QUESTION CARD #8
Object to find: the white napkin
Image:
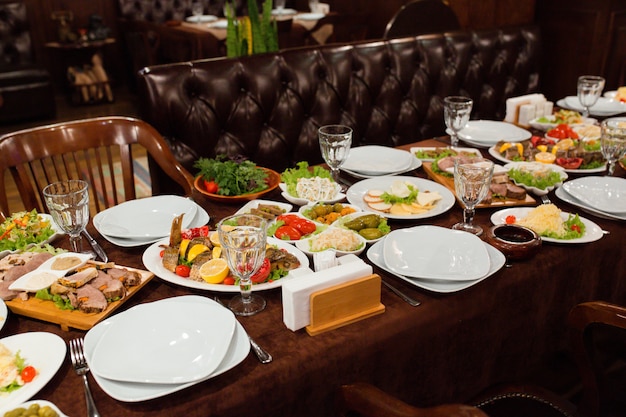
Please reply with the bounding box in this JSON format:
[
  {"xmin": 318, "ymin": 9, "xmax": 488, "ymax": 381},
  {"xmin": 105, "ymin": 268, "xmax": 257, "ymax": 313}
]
[
  {"xmin": 282, "ymin": 255, "xmax": 373, "ymax": 331},
  {"xmin": 504, "ymin": 93, "xmax": 547, "ymax": 125}
]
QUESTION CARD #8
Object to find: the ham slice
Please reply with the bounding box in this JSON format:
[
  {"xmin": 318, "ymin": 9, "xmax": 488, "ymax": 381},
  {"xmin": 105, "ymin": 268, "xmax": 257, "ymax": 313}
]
[{"xmin": 76, "ymin": 284, "xmax": 108, "ymax": 313}]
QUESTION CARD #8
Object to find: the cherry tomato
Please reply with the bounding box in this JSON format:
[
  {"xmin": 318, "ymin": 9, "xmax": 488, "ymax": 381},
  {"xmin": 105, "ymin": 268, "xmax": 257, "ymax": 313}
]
[
  {"xmin": 250, "ymin": 258, "xmax": 271, "ymax": 284},
  {"xmin": 159, "ymin": 249, "xmax": 165, "ymax": 258},
  {"xmin": 203, "ymin": 179, "xmax": 219, "ymax": 194},
  {"xmin": 20, "ymin": 366, "xmax": 36, "ymax": 383},
  {"xmin": 555, "ymin": 157, "xmax": 583, "ymax": 169},
  {"xmin": 531, "ymin": 135, "xmax": 555, "ymax": 147},
  {"xmin": 291, "ymin": 218, "xmax": 317, "ymax": 235},
  {"xmin": 505, "ymin": 215, "xmax": 517, "ymax": 225},
  {"xmin": 275, "ymin": 225, "xmax": 301, "ymax": 240},
  {"xmin": 223, "ymin": 276, "xmax": 235, "ymax": 285},
  {"xmin": 570, "ymin": 224, "xmax": 581, "ymax": 233},
  {"xmin": 546, "ymin": 124, "xmax": 579, "ymax": 140},
  {"xmin": 276, "ymin": 214, "xmax": 302, "ymax": 226},
  {"xmin": 181, "ymin": 225, "xmax": 210, "ymax": 240},
  {"xmin": 175, "ymin": 264, "xmax": 191, "ymax": 277}
]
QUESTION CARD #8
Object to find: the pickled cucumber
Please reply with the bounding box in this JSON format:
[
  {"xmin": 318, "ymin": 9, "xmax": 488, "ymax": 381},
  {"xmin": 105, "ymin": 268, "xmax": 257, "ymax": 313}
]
[
  {"xmin": 343, "ymin": 219, "xmax": 365, "ymax": 231},
  {"xmin": 359, "ymin": 228, "xmax": 383, "ymax": 240}
]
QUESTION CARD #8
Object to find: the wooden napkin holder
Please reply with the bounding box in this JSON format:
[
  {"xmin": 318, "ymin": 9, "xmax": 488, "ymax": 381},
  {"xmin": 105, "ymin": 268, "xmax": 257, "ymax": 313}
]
[{"xmin": 306, "ymin": 274, "xmax": 385, "ymax": 336}]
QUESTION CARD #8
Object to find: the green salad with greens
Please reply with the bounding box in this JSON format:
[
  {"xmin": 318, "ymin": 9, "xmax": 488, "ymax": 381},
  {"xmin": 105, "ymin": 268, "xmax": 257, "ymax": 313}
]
[
  {"xmin": 280, "ymin": 162, "xmax": 332, "ymax": 196},
  {"xmin": 194, "ymin": 155, "xmax": 268, "ymax": 196},
  {"xmin": 508, "ymin": 168, "xmax": 563, "ymax": 190},
  {"xmin": 0, "ymin": 209, "xmax": 55, "ymax": 252}
]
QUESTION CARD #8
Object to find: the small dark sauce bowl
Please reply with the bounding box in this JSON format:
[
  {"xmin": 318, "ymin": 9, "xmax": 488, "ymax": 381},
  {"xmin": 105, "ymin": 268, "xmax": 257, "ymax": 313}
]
[{"xmin": 485, "ymin": 224, "xmax": 542, "ymax": 261}]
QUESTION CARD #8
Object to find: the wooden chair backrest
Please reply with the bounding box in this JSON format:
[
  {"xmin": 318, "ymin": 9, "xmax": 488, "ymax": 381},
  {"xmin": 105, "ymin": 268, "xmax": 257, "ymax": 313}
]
[{"xmin": 0, "ymin": 116, "xmax": 195, "ymax": 219}]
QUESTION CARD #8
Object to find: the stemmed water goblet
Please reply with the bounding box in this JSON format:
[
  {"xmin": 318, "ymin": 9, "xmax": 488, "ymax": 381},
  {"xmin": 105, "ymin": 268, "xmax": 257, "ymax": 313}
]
[
  {"xmin": 318, "ymin": 124, "xmax": 352, "ymax": 192},
  {"xmin": 191, "ymin": 1, "xmax": 204, "ymax": 22},
  {"xmin": 309, "ymin": 0, "xmax": 319, "ymax": 12},
  {"xmin": 43, "ymin": 179, "xmax": 90, "ymax": 253},
  {"xmin": 600, "ymin": 118, "xmax": 626, "ymax": 176},
  {"xmin": 452, "ymin": 158, "xmax": 494, "ymax": 236},
  {"xmin": 444, "ymin": 96, "xmax": 473, "ymax": 147},
  {"xmin": 275, "ymin": 0, "xmax": 286, "ymax": 14},
  {"xmin": 577, "ymin": 75, "xmax": 605, "ymax": 118},
  {"xmin": 217, "ymin": 214, "xmax": 268, "ymax": 316}
]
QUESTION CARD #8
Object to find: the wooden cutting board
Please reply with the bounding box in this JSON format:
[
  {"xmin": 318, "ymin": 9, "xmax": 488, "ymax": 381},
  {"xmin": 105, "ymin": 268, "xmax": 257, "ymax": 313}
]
[
  {"xmin": 5, "ymin": 264, "xmax": 154, "ymax": 331},
  {"xmin": 422, "ymin": 162, "xmax": 536, "ymax": 209}
]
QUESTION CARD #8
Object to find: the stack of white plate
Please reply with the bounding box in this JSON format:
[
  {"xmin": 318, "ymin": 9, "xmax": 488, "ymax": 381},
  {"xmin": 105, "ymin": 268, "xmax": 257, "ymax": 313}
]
[
  {"xmin": 93, "ymin": 195, "xmax": 209, "ymax": 247},
  {"xmin": 84, "ymin": 296, "xmax": 249, "ymax": 402},
  {"xmin": 341, "ymin": 145, "xmax": 422, "ymax": 179},
  {"xmin": 452, "ymin": 120, "xmax": 531, "ymax": 148},
  {"xmin": 366, "ymin": 225, "xmax": 505, "ymax": 293},
  {"xmin": 555, "ymin": 176, "xmax": 626, "ymax": 221},
  {"xmin": 557, "ymin": 96, "xmax": 626, "ymax": 117}
]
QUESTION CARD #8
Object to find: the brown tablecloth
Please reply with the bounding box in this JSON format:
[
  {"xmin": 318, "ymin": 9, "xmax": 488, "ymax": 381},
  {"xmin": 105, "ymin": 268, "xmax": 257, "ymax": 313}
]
[{"xmin": 3, "ymin": 139, "xmax": 625, "ymax": 417}]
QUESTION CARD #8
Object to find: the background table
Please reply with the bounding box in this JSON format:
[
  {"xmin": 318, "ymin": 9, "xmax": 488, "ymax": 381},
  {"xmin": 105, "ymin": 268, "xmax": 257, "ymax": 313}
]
[{"xmin": 3, "ymin": 138, "xmax": 625, "ymax": 417}]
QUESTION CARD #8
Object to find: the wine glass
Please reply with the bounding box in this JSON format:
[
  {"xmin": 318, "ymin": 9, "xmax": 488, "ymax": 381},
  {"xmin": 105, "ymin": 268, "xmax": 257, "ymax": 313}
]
[
  {"xmin": 600, "ymin": 118, "xmax": 626, "ymax": 176},
  {"xmin": 191, "ymin": 1, "xmax": 204, "ymax": 22},
  {"xmin": 444, "ymin": 96, "xmax": 473, "ymax": 146},
  {"xmin": 217, "ymin": 214, "xmax": 268, "ymax": 316},
  {"xmin": 309, "ymin": 0, "xmax": 319, "ymax": 12},
  {"xmin": 318, "ymin": 125, "xmax": 352, "ymax": 192},
  {"xmin": 577, "ymin": 75, "xmax": 605, "ymax": 118},
  {"xmin": 275, "ymin": 0, "xmax": 286, "ymax": 14},
  {"xmin": 452, "ymin": 158, "xmax": 494, "ymax": 236},
  {"xmin": 43, "ymin": 179, "xmax": 90, "ymax": 253}
]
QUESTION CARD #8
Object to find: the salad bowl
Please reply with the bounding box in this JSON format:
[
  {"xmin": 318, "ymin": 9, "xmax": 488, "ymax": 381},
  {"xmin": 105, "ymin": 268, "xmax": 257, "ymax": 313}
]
[{"xmin": 194, "ymin": 168, "xmax": 280, "ymax": 203}]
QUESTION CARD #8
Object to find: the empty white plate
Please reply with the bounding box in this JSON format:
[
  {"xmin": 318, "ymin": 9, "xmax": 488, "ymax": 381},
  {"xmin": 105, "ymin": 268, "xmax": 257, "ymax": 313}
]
[
  {"xmin": 382, "ymin": 225, "xmax": 490, "ymax": 281},
  {"xmin": 342, "ymin": 146, "xmax": 414, "ymax": 175},
  {"xmin": 185, "ymin": 15, "xmax": 218, "ymax": 23},
  {"xmin": 562, "ymin": 176, "xmax": 626, "ymax": 214},
  {"xmin": 96, "ymin": 195, "xmax": 197, "ymax": 238},
  {"xmin": 560, "ymin": 96, "xmax": 626, "ymax": 117},
  {"xmin": 90, "ymin": 300, "xmax": 236, "ymax": 384},
  {"xmin": 457, "ymin": 120, "xmax": 532, "ymax": 145}
]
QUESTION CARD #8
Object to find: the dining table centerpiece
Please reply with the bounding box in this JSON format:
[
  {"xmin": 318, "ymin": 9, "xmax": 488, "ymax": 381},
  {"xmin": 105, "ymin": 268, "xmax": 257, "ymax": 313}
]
[{"xmin": 225, "ymin": 0, "xmax": 278, "ymax": 57}]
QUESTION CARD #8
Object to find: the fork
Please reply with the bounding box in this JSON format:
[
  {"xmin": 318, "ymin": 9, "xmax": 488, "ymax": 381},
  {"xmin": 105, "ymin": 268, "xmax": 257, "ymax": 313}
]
[{"xmin": 69, "ymin": 338, "xmax": 102, "ymax": 417}]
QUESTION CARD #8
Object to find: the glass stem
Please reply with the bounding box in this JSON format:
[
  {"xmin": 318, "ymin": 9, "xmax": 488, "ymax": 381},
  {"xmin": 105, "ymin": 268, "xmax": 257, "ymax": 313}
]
[
  {"xmin": 69, "ymin": 234, "xmax": 83, "ymax": 253},
  {"xmin": 450, "ymin": 133, "xmax": 459, "ymax": 147},
  {"xmin": 239, "ymin": 279, "xmax": 252, "ymax": 303},
  {"xmin": 607, "ymin": 161, "xmax": 616, "ymax": 176},
  {"xmin": 463, "ymin": 207, "xmax": 475, "ymax": 225}
]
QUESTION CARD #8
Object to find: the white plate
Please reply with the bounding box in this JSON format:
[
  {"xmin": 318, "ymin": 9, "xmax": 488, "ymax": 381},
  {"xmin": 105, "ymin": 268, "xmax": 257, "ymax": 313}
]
[
  {"xmin": 342, "ymin": 156, "xmax": 422, "ymax": 178},
  {"xmin": 208, "ymin": 19, "xmax": 228, "ymax": 28},
  {"xmin": 9, "ymin": 252, "xmax": 93, "ymax": 292},
  {"xmin": 235, "ymin": 199, "xmax": 293, "ymax": 216},
  {"xmin": 562, "ymin": 176, "xmax": 626, "ymax": 214},
  {"xmin": 456, "ymin": 120, "xmax": 531, "ymax": 145},
  {"xmin": 341, "ymin": 146, "xmax": 413, "ymax": 175},
  {"xmin": 528, "ymin": 116, "xmax": 596, "ymax": 132},
  {"xmin": 185, "ymin": 14, "xmax": 218, "ymax": 23},
  {"xmin": 142, "ymin": 237, "xmax": 309, "ymax": 292},
  {"xmin": 90, "ymin": 300, "xmax": 235, "ymax": 384},
  {"xmin": 84, "ymin": 296, "xmax": 249, "ymax": 402},
  {"xmin": 367, "ymin": 239, "xmax": 505, "ymax": 293},
  {"xmin": 0, "ymin": 214, "xmax": 64, "ymax": 260},
  {"xmin": 487, "ymin": 145, "xmax": 607, "ymax": 174},
  {"xmin": 95, "ymin": 195, "xmax": 197, "ymax": 238},
  {"xmin": 383, "ymin": 226, "xmax": 490, "ymax": 281},
  {"xmin": 555, "ymin": 187, "xmax": 626, "ymax": 221},
  {"xmin": 410, "ymin": 146, "xmax": 482, "ymax": 162},
  {"xmin": 0, "ymin": 332, "xmax": 65, "ymax": 414},
  {"xmin": 95, "ymin": 202, "xmax": 209, "ymax": 248},
  {"xmin": 503, "ymin": 161, "xmax": 568, "ymax": 196},
  {"xmin": 490, "ymin": 207, "xmax": 604, "ymax": 244},
  {"xmin": 1, "ymin": 400, "xmax": 68, "ymax": 417},
  {"xmin": 272, "ymin": 8, "xmax": 297, "ymax": 15},
  {"xmin": 295, "ymin": 12, "xmax": 324, "ymax": 20},
  {"xmin": 0, "ymin": 299, "xmax": 7, "ymax": 332},
  {"xmin": 346, "ymin": 176, "xmax": 455, "ymax": 220},
  {"xmin": 558, "ymin": 96, "xmax": 626, "ymax": 117},
  {"xmin": 294, "ymin": 227, "xmax": 366, "ymax": 256},
  {"xmin": 604, "ymin": 90, "xmax": 617, "ymax": 99},
  {"xmin": 279, "ymin": 182, "xmax": 345, "ymax": 206}
]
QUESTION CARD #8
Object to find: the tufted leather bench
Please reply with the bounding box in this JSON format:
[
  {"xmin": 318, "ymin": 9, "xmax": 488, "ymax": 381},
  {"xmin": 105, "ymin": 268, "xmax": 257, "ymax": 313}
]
[{"xmin": 138, "ymin": 24, "xmax": 540, "ymax": 192}]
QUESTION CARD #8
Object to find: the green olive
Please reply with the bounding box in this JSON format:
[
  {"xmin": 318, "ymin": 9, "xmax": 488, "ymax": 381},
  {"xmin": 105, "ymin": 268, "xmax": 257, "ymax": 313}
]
[
  {"xmin": 359, "ymin": 228, "xmax": 384, "ymax": 240},
  {"xmin": 332, "ymin": 203, "xmax": 344, "ymax": 212},
  {"xmin": 343, "ymin": 219, "xmax": 365, "ymax": 231}
]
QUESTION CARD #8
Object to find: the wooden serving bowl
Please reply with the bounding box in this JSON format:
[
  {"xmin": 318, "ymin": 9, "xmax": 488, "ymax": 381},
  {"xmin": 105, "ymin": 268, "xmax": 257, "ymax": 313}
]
[
  {"xmin": 485, "ymin": 224, "xmax": 542, "ymax": 261},
  {"xmin": 194, "ymin": 168, "xmax": 281, "ymax": 204}
]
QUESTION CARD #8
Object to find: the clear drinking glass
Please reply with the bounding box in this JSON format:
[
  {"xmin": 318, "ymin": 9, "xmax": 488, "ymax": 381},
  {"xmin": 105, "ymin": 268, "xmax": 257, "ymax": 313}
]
[
  {"xmin": 600, "ymin": 118, "xmax": 626, "ymax": 176},
  {"xmin": 318, "ymin": 125, "xmax": 352, "ymax": 192},
  {"xmin": 452, "ymin": 158, "xmax": 494, "ymax": 236},
  {"xmin": 275, "ymin": 0, "xmax": 286, "ymax": 14},
  {"xmin": 43, "ymin": 180, "xmax": 90, "ymax": 253},
  {"xmin": 309, "ymin": 0, "xmax": 319, "ymax": 12},
  {"xmin": 444, "ymin": 96, "xmax": 473, "ymax": 146},
  {"xmin": 191, "ymin": 1, "xmax": 204, "ymax": 21},
  {"xmin": 577, "ymin": 75, "xmax": 605, "ymax": 118},
  {"xmin": 218, "ymin": 214, "xmax": 268, "ymax": 316}
]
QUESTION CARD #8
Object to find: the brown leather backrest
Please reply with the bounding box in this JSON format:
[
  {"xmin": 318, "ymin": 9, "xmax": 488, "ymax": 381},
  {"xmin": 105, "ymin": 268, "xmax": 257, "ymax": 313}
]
[{"xmin": 138, "ymin": 25, "xmax": 541, "ymax": 176}]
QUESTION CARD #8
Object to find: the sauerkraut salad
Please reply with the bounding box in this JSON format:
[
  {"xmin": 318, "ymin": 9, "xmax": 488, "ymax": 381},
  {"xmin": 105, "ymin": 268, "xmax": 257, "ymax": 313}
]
[
  {"xmin": 308, "ymin": 228, "xmax": 364, "ymax": 252},
  {"xmin": 295, "ymin": 177, "xmax": 339, "ymax": 201},
  {"xmin": 513, "ymin": 204, "xmax": 585, "ymax": 239}
]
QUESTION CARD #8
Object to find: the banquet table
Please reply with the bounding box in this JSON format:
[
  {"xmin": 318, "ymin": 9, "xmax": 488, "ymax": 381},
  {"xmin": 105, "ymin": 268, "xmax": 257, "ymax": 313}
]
[{"xmin": 2, "ymin": 138, "xmax": 625, "ymax": 417}]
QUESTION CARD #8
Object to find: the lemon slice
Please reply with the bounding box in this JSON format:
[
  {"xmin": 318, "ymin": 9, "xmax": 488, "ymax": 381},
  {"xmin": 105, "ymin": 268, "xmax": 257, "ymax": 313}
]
[
  {"xmin": 187, "ymin": 244, "xmax": 209, "ymax": 261},
  {"xmin": 199, "ymin": 258, "xmax": 229, "ymax": 284},
  {"xmin": 209, "ymin": 232, "xmax": 221, "ymax": 247},
  {"xmin": 179, "ymin": 239, "xmax": 191, "ymax": 257},
  {"xmin": 212, "ymin": 246, "xmax": 222, "ymax": 259}
]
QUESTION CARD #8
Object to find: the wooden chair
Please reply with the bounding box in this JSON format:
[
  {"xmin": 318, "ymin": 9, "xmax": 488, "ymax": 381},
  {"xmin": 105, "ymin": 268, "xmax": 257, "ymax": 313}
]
[
  {"xmin": 340, "ymin": 301, "xmax": 626, "ymax": 417},
  {"xmin": 0, "ymin": 116, "xmax": 195, "ymax": 220},
  {"xmin": 383, "ymin": 0, "xmax": 460, "ymax": 39}
]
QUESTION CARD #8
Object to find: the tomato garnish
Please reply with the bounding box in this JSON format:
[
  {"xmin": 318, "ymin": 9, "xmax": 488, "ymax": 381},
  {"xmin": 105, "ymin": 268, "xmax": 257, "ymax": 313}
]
[
  {"xmin": 291, "ymin": 218, "xmax": 317, "ymax": 235},
  {"xmin": 250, "ymin": 258, "xmax": 271, "ymax": 284},
  {"xmin": 570, "ymin": 224, "xmax": 581, "ymax": 233},
  {"xmin": 555, "ymin": 157, "xmax": 583, "ymax": 170},
  {"xmin": 505, "ymin": 215, "xmax": 517, "ymax": 224},
  {"xmin": 20, "ymin": 366, "xmax": 36, "ymax": 383},
  {"xmin": 159, "ymin": 249, "xmax": 165, "ymax": 258},
  {"xmin": 275, "ymin": 225, "xmax": 301, "ymax": 240},
  {"xmin": 175, "ymin": 265, "xmax": 191, "ymax": 277},
  {"xmin": 223, "ymin": 276, "xmax": 235, "ymax": 285},
  {"xmin": 181, "ymin": 225, "xmax": 210, "ymax": 240},
  {"xmin": 203, "ymin": 179, "xmax": 218, "ymax": 194}
]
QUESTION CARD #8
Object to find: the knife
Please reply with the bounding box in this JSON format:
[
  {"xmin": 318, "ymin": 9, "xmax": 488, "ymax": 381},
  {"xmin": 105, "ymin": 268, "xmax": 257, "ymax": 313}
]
[{"xmin": 82, "ymin": 230, "xmax": 108, "ymax": 262}]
